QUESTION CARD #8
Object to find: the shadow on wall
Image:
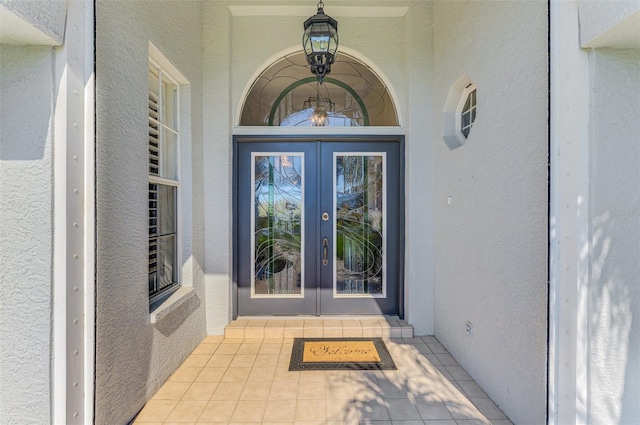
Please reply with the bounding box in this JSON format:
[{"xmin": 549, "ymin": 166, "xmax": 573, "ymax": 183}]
[
  {"xmin": 589, "ymin": 208, "xmax": 639, "ymax": 424},
  {"xmin": 0, "ymin": 45, "xmax": 56, "ymax": 161}
]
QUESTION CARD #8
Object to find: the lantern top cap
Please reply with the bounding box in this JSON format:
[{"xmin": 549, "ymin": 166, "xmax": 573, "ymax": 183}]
[{"xmin": 303, "ymin": 1, "xmax": 338, "ymax": 30}]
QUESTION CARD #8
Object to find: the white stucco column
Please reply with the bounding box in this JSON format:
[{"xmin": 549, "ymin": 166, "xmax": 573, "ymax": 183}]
[
  {"xmin": 548, "ymin": 1, "xmax": 590, "ymax": 424},
  {"xmin": 202, "ymin": 3, "xmax": 233, "ymax": 334}
]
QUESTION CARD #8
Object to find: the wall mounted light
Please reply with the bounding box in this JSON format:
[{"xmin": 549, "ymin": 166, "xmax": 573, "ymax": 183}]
[{"xmin": 302, "ymin": 1, "xmax": 338, "ymax": 84}]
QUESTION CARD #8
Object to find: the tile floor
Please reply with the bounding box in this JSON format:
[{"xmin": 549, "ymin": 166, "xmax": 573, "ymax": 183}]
[{"xmin": 133, "ymin": 320, "xmax": 512, "ymax": 425}]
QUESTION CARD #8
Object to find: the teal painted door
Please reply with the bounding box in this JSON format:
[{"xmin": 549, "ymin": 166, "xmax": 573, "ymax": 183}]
[{"xmin": 235, "ymin": 138, "xmax": 402, "ymax": 316}]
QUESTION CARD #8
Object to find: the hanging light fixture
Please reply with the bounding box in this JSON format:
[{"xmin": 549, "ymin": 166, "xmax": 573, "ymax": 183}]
[{"xmin": 302, "ymin": 1, "xmax": 338, "ymax": 84}]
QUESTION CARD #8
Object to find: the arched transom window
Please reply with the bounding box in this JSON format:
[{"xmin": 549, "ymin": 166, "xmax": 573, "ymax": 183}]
[{"xmin": 240, "ymin": 51, "xmax": 398, "ymax": 127}]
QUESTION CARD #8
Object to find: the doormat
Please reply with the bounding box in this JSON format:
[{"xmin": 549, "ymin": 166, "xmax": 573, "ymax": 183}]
[{"xmin": 289, "ymin": 337, "xmax": 396, "ymax": 371}]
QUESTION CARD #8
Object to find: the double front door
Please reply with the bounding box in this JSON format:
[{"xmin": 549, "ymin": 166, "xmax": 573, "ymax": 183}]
[{"xmin": 235, "ymin": 138, "xmax": 403, "ymax": 316}]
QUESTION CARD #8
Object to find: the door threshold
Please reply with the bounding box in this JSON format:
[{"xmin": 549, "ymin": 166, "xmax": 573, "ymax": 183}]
[{"xmin": 225, "ymin": 315, "xmax": 412, "ymax": 339}]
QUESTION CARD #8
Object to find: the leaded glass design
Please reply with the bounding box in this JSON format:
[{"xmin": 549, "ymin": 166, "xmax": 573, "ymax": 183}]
[
  {"xmin": 334, "ymin": 154, "xmax": 385, "ymax": 296},
  {"xmin": 240, "ymin": 51, "xmax": 398, "ymax": 127},
  {"xmin": 461, "ymin": 88, "xmax": 477, "ymax": 138},
  {"xmin": 252, "ymin": 154, "xmax": 304, "ymax": 296}
]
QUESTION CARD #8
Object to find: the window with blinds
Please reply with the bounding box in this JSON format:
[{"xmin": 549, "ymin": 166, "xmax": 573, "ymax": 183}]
[{"xmin": 148, "ymin": 63, "xmax": 180, "ymax": 300}]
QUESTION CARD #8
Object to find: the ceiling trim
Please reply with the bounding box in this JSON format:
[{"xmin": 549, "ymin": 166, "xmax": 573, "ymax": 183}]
[{"xmin": 228, "ymin": 5, "xmax": 409, "ymax": 18}]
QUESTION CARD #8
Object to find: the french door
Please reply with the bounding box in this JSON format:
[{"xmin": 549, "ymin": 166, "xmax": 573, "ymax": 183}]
[{"xmin": 234, "ymin": 138, "xmax": 403, "ymax": 316}]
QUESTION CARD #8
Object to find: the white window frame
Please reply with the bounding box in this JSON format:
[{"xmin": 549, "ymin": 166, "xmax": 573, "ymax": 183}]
[
  {"xmin": 442, "ymin": 74, "xmax": 477, "ymax": 150},
  {"xmin": 148, "ymin": 53, "xmax": 183, "ymax": 304},
  {"xmin": 458, "ymin": 84, "xmax": 477, "ymax": 139}
]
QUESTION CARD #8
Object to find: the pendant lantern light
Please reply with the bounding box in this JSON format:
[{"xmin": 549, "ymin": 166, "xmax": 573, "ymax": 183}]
[{"xmin": 302, "ymin": 1, "xmax": 338, "ymax": 84}]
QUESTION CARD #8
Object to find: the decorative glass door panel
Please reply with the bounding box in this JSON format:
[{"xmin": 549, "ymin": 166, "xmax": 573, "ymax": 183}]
[
  {"xmin": 252, "ymin": 154, "xmax": 304, "ymax": 297},
  {"xmin": 236, "ymin": 138, "xmax": 402, "ymax": 316},
  {"xmin": 334, "ymin": 154, "xmax": 385, "ymax": 297}
]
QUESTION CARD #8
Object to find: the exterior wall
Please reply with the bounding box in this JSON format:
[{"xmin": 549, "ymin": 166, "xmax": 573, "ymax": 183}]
[
  {"xmin": 578, "ymin": 0, "xmax": 640, "ymax": 47},
  {"xmin": 0, "ymin": 45, "xmax": 55, "ymax": 425},
  {"xmin": 587, "ymin": 47, "xmax": 640, "ymax": 425},
  {"xmin": 95, "ymin": 1, "xmax": 205, "ymax": 424},
  {"xmin": 202, "ymin": 1, "xmax": 435, "ymax": 334},
  {"xmin": 432, "ymin": 2, "xmax": 548, "ymax": 424},
  {"xmin": 0, "ymin": 0, "xmax": 66, "ymax": 44}
]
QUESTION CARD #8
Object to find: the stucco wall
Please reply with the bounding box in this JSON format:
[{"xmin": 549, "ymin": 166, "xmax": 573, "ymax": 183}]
[
  {"xmin": 95, "ymin": 1, "xmax": 205, "ymax": 423},
  {"xmin": 578, "ymin": 0, "xmax": 640, "ymax": 47},
  {"xmin": 202, "ymin": 1, "xmax": 435, "ymax": 334},
  {"xmin": 0, "ymin": 0, "xmax": 66, "ymax": 44},
  {"xmin": 587, "ymin": 48, "xmax": 640, "ymax": 425},
  {"xmin": 432, "ymin": 2, "xmax": 548, "ymax": 424},
  {"xmin": 0, "ymin": 45, "xmax": 54, "ymax": 424}
]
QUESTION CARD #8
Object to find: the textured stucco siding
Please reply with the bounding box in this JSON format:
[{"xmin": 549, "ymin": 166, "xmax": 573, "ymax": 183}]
[
  {"xmin": 0, "ymin": 45, "xmax": 54, "ymax": 425},
  {"xmin": 0, "ymin": 0, "xmax": 66, "ymax": 44},
  {"xmin": 432, "ymin": 2, "xmax": 548, "ymax": 424},
  {"xmin": 578, "ymin": 0, "xmax": 640, "ymax": 47},
  {"xmin": 203, "ymin": 1, "xmax": 435, "ymax": 334},
  {"xmin": 95, "ymin": 1, "xmax": 205, "ymax": 424},
  {"xmin": 588, "ymin": 48, "xmax": 640, "ymax": 425}
]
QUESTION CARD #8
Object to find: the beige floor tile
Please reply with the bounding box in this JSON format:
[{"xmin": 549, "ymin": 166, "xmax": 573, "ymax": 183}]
[
  {"xmin": 274, "ymin": 369, "xmax": 299, "ymax": 382},
  {"xmin": 265, "ymin": 319, "xmax": 286, "ymax": 327},
  {"xmin": 236, "ymin": 343, "xmax": 261, "ymax": 355},
  {"xmin": 362, "ymin": 327, "xmax": 383, "ymax": 337},
  {"xmin": 210, "ymin": 382, "xmax": 245, "ymax": 401},
  {"xmin": 322, "ymin": 320, "xmax": 342, "ymax": 328},
  {"xmin": 203, "ymin": 335, "xmax": 225, "ymax": 343},
  {"xmin": 165, "ymin": 400, "xmax": 208, "ymax": 422},
  {"xmin": 206, "ymin": 354, "xmax": 234, "ymax": 368},
  {"xmin": 298, "ymin": 379, "xmax": 326, "ymax": 399},
  {"xmin": 227, "ymin": 320, "xmax": 248, "ymax": 328},
  {"xmin": 269, "ymin": 380, "xmax": 299, "ymax": 399},
  {"xmin": 221, "ymin": 338, "xmax": 245, "ymax": 344},
  {"xmin": 264, "ymin": 327, "xmax": 285, "ymax": 339},
  {"xmin": 355, "ymin": 399, "xmax": 390, "ymax": 422},
  {"xmin": 247, "ymin": 320, "xmax": 267, "ymax": 327},
  {"xmin": 198, "ymin": 400, "xmax": 237, "ymax": 422},
  {"xmin": 325, "ymin": 398, "xmax": 359, "ymax": 422},
  {"xmin": 435, "ymin": 353, "xmax": 459, "ymax": 366},
  {"xmin": 285, "ymin": 320, "xmax": 304, "ymax": 327},
  {"xmin": 244, "ymin": 327, "xmax": 265, "ymax": 339},
  {"xmin": 259, "ymin": 343, "xmax": 283, "ymax": 355},
  {"xmin": 444, "ymin": 399, "xmax": 486, "ymax": 421},
  {"xmin": 192, "ymin": 344, "xmax": 220, "ymax": 355},
  {"xmin": 152, "ymin": 381, "xmax": 191, "ymax": 400},
  {"xmin": 446, "ymin": 365, "xmax": 472, "ymax": 380},
  {"xmin": 325, "ymin": 380, "xmax": 354, "ymax": 399},
  {"xmin": 303, "ymin": 328, "xmax": 323, "ymax": 338},
  {"xmin": 299, "ymin": 370, "xmax": 325, "ymax": 382},
  {"xmin": 247, "ymin": 367, "xmax": 276, "ymax": 383},
  {"xmin": 195, "ymin": 367, "xmax": 227, "ymax": 383},
  {"xmin": 221, "ymin": 367, "xmax": 251, "ymax": 383},
  {"xmin": 471, "ymin": 398, "xmax": 508, "ymax": 420},
  {"xmin": 253, "ymin": 354, "xmax": 279, "ymax": 368},
  {"xmin": 304, "ymin": 320, "xmax": 323, "ymax": 328},
  {"xmin": 295, "ymin": 399, "xmax": 327, "ymax": 421},
  {"xmin": 386, "ymin": 398, "xmax": 421, "ymax": 420},
  {"xmin": 263, "ymin": 399, "xmax": 297, "ymax": 421},
  {"xmin": 284, "ymin": 328, "xmax": 304, "ymax": 338},
  {"xmin": 183, "ymin": 354, "xmax": 213, "ymax": 368},
  {"xmin": 170, "ymin": 366, "xmax": 204, "ymax": 383},
  {"xmin": 182, "ymin": 382, "xmax": 218, "ymax": 401},
  {"xmin": 322, "ymin": 328, "xmax": 343, "ymax": 338},
  {"xmin": 342, "ymin": 328, "xmax": 363, "ymax": 337},
  {"xmin": 229, "ymin": 354, "xmax": 257, "ymax": 368},
  {"xmin": 216, "ymin": 344, "xmax": 241, "ymax": 355},
  {"xmin": 134, "ymin": 399, "xmax": 178, "ymax": 422},
  {"xmin": 231, "ymin": 400, "xmax": 267, "ymax": 422},
  {"xmin": 239, "ymin": 381, "xmax": 272, "ymax": 400},
  {"xmin": 224, "ymin": 328, "xmax": 244, "ymax": 339}
]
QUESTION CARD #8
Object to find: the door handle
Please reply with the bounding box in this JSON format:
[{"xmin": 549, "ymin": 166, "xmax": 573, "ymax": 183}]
[{"xmin": 322, "ymin": 237, "xmax": 329, "ymax": 266}]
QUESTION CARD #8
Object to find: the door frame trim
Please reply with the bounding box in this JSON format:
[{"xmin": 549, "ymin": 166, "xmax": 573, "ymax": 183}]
[{"xmin": 232, "ymin": 135, "xmax": 405, "ymax": 319}]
